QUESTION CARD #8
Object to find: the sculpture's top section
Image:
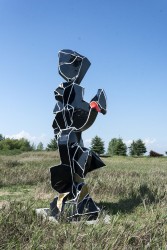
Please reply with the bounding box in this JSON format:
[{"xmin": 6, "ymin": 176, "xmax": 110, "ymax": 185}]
[{"xmin": 58, "ymin": 49, "xmax": 91, "ymax": 84}]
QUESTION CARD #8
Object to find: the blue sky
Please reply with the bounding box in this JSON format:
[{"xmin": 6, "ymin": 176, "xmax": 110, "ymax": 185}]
[{"xmin": 0, "ymin": 0, "xmax": 167, "ymax": 154}]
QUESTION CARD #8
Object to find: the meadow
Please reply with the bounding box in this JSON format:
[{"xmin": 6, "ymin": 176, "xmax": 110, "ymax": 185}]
[{"xmin": 0, "ymin": 151, "xmax": 167, "ymax": 249}]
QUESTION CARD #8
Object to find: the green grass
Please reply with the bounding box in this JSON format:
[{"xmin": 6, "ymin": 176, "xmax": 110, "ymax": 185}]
[{"xmin": 0, "ymin": 152, "xmax": 167, "ymax": 249}]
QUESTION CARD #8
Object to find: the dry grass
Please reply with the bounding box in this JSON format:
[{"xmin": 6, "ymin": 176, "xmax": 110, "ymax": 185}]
[{"xmin": 0, "ymin": 152, "xmax": 167, "ymax": 249}]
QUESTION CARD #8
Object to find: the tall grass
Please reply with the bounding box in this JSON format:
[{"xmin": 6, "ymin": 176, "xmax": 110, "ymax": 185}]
[{"xmin": 0, "ymin": 152, "xmax": 167, "ymax": 249}]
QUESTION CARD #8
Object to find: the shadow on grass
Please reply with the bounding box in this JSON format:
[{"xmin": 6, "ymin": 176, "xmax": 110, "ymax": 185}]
[{"xmin": 98, "ymin": 184, "xmax": 159, "ymax": 215}]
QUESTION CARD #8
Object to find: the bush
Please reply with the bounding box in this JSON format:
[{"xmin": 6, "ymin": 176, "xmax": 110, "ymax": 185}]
[{"xmin": 0, "ymin": 138, "xmax": 33, "ymax": 153}]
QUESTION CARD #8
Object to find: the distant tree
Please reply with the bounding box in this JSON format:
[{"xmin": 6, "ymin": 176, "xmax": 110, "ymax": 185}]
[
  {"xmin": 31, "ymin": 143, "xmax": 36, "ymax": 151},
  {"xmin": 129, "ymin": 139, "xmax": 147, "ymax": 156},
  {"xmin": 18, "ymin": 138, "xmax": 33, "ymax": 151},
  {"xmin": 90, "ymin": 135, "xmax": 105, "ymax": 155},
  {"xmin": 165, "ymin": 151, "xmax": 167, "ymax": 156},
  {"xmin": 37, "ymin": 142, "xmax": 44, "ymax": 151},
  {"xmin": 107, "ymin": 138, "xmax": 127, "ymax": 156},
  {"xmin": 46, "ymin": 138, "xmax": 58, "ymax": 151},
  {"xmin": 0, "ymin": 134, "xmax": 5, "ymax": 141}
]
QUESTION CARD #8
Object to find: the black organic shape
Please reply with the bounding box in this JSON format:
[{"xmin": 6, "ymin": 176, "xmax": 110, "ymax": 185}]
[
  {"xmin": 50, "ymin": 49, "xmax": 107, "ymax": 220},
  {"xmin": 149, "ymin": 150, "xmax": 163, "ymax": 157}
]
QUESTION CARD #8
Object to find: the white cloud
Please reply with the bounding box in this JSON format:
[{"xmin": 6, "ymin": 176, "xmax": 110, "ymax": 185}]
[
  {"xmin": 125, "ymin": 138, "xmax": 156, "ymax": 147},
  {"xmin": 143, "ymin": 138, "xmax": 156, "ymax": 146},
  {"xmin": 6, "ymin": 131, "xmax": 35, "ymax": 141},
  {"xmin": 5, "ymin": 130, "xmax": 49, "ymax": 147},
  {"xmin": 125, "ymin": 139, "xmax": 133, "ymax": 146}
]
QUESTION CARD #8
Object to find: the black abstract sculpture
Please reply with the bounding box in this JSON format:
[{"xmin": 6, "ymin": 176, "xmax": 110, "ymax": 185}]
[
  {"xmin": 149, "ymin": 150, "xmax": 163, "ymax": 157},
  {"xmin": 50, "ymin": 49, "xmax": 107, "ymax": 221}
]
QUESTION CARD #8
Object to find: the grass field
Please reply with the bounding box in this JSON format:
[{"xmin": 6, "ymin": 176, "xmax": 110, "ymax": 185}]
[{"xmin": 0, "ymin": 151, "xmax": 167, "ymax": 249}]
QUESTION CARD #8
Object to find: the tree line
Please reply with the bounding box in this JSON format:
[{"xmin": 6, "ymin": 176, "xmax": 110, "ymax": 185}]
[
  {"xmin": 90, "ymin": 135, "xmax": 147, "ymax": 156},
  {"xmin": 0, "ymin": 133, "xmax": 165, "ymax": 157},
  {"xmin": 0, "ymin": 134, "xmax": 58, "ymax": 154},
  {"xmin": 0, "ymin": 134, "xmax": 33, "ymax": 153}
]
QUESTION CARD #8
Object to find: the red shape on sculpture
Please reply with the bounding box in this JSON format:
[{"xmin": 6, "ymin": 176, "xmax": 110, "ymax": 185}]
[{"xmin": 90, "ymin": 101, "xmax": 101, "ymax": 112}]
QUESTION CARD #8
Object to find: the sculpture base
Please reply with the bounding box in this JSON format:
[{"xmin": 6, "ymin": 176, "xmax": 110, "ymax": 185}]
[
  {"xmin": 36, "ymin": 208, "xmax": 59, "ymax": 223},
  {"xmin": 35, "ymin": 208, "xmax": 110, "ymax": 225}
]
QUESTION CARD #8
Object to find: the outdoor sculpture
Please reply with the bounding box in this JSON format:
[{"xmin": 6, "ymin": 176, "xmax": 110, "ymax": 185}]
[{"xmin": 50, "ymin": 49, "xmax": 107, "ymax": 221}]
